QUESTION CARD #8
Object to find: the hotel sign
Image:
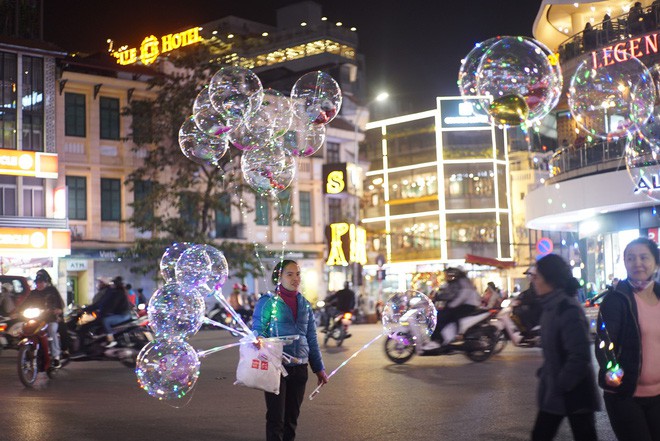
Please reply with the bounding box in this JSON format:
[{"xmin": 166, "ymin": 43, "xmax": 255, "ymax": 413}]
[
  {"xmin": 590, "ymin": 32, "xmax": 660, "ymax": 68},
  {"xmin": 112, "ymin": 27, "xmax": 204, "ymax": 66},
  {"xmin": 0, "ymin": 149, "xmax": 58, "ymax": 179}
]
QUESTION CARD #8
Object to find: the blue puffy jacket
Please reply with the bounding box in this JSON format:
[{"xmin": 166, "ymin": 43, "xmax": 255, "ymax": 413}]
[{"xmin": 252, "ymin": 292, "xmax": 325, "ymax": 373}]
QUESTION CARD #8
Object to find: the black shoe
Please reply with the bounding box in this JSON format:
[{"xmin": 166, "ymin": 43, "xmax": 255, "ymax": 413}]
[{"xmin": 51, "ymin": 358, "xmax": 62, "ymax": 368}]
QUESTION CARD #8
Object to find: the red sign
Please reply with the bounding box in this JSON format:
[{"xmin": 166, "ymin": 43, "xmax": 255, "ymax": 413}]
[
  {"xmin": 649, "ymin": 228, "xmax": 659, "ymax": 243},
  {"xmin": 536, "ymin": 238, "xmax": 554, "ymax": 256}
]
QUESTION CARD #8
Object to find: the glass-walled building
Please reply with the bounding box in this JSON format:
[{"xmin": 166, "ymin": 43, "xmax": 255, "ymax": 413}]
[{"xmin": 361, "ymin": 96, "xmax": 513, "ymax": 302}]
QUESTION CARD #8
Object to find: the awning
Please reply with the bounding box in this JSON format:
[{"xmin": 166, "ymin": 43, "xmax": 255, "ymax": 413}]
[{"xmin": 464, "ymin": 254, "xmax": 516, "ymax": 269}]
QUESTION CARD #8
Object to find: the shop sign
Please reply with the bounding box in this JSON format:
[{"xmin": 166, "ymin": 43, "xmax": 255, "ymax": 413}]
[
  {"xmin": 323, "ymin": 163, "xmax": 348, "ymax": 195},
  {"xmin": 66, "ymin": 260, "xmax": 88, "ymax": 271},
  {"xmin": 634, "ymin": 174, "xmax": 660, "ymax": 193},
  {"xmin": 590, "ymin": 32, "xmax": 660, "ymax": 69},
  {"xmin": 112, "ymin": 27, "xmax": 204, "ymax": 66},
  {"xmin": 649, "ymin": 228, "xmax": 659, "ymax": 243},
  {"xmin": 325, "ymin": 223, "xmax": 367, "ymax": 266},
  {"xmin": 0, "ymin": 228, "xmax": 70, "ymax": 254},
  {"xmin": 0, "ymin": 149, "xmax": 58, "ymax": 178}
]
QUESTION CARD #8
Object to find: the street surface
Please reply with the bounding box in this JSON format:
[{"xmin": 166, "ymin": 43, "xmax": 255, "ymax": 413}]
[{"xmin": 0, "ymin": 324, "xmax": 616, "ymax": 441}]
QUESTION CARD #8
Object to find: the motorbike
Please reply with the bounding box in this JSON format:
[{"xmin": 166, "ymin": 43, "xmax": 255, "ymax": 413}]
[
  {"xmin": 491, "ymin": 298, "xmax": 541, "ymax": 354},
  {"xmin": 16, "ymin": 307, "xmax": 64, "ymax": 387},
  {"xmin": 62, "ymin": 305, "xmax": 154, "ymax": 368},
  {"xmin": 0, "ymin": 315, "xmax": 24, "ymax": 353},
  {"xmin": 206, "ymin": 301, "xmax": 252, "ymax": 336},
  {"xmin": 384, "ymin": 306, "xmax": 497, "ymax": 364},
  {"xmin": 323, "ymin": 308, "xmax": 353, "ymax": 347}
]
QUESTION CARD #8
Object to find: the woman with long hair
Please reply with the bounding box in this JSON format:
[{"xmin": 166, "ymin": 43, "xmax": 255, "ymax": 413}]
[{"xmin": 531, "ymin": 253, "xmax": 599, "ymax": 441}]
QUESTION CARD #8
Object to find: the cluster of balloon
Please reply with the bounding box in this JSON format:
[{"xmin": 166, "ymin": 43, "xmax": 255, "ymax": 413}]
[
  {"xmin": 458, "ymin": 36, "xmax": 563, "ymax": 127},
  {"xmin": 568, "ymin": 48, "xmax": 659, "ymax": 197},
  {"xmin": 180, "ymin": 66, "xmax": 342, "ymax": 198},
  {"xmin": 135, "ymin": 242, "xmax": 235, "ymax": 404}
]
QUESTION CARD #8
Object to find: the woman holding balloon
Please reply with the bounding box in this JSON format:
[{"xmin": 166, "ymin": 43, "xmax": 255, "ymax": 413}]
[{"xmin": 596, "ymin": 237, "xmax": 660, "ymax": 441}]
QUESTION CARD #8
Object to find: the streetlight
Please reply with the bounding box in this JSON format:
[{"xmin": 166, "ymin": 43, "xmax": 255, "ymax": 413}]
[{"xmin": 352, "ymin": 91, "xmax": 389, "ymax": 292}]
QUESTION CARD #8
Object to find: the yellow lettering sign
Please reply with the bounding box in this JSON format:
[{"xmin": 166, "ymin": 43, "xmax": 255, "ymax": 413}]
[
  {"xmin": 349, "ymin": 225, "xmax": 367, "ymax": 265},
  {"xmin": 326, "ymin": 170, "xmax": 345, "ymax": 194},
  {"xmin": 326, "ymin": 223, "xmax": 350, "ymax": 266},
  {"xmin": 112, "ymin": 27, "xmax": 204, "ymax": 65}
]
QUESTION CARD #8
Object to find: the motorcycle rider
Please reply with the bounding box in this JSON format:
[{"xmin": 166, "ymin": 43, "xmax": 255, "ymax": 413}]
[
  {"xmin": 423, "ymin": 267, "xmax": 481, "ymax": 351},
  {"xmin": 482, "ymin": 281, "xmax": 504, "ymax": 309},
  {"xmin": 324, "ymin": 281, "xmax": 356, "ymax": 332},
  {"xmin": 85, "ymin": 276, "xmax": 132, "ymax": 348},
  {"xmin": 511, "ymin": 267, "xmax": 542, "ymax": 336},
  {"xmin": 16, "ymin": 269, "xmax": 65, "ymax": 367}
]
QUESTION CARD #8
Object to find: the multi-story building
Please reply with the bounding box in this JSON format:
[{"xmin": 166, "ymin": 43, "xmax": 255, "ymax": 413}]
[
  {"xmin": 0, "ymin": 34, "xmax": 70, "ymax": 298},
  {"xmin": 360, "ymin": 96, "xmax": 515, "ymax": 304},
  {"xmin": 55, "ymin": 1, "xmax": 368, "ymax": 304},
  {"xmin": 529, "ymin": 0, "xmax": 660, "ymax": 293}
]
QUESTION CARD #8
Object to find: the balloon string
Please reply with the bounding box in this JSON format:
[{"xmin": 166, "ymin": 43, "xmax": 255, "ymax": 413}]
[
  {"xmin": 308, "ymin": 333, "xmax": 384, "ymax": 401},
  {"xmin": 203, "ymin": 317, "xmax": 249, "ymax": 336},
  {"xmin": 213, "ymin": 291, "xmax": 254, "ymax": 337},
  {"xmin": 197, "ymin": 341, "xmax": 244, "ymax": 358}
]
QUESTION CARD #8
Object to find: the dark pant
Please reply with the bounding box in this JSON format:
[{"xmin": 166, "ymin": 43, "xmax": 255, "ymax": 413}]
[
  {"xmin": 264, "ymin": 364, "xmax": 309, "ymax": 441},
  {"xmin": 604, "ymin": 393, "xmax": 660, "ymax": 441},
  {"xmin": 431, "ymin": 304, "xmax": 477, "ymax": 342},
  {"xmin": 531, "ymin": 411, "xmax": 597, "ymax": 441}
]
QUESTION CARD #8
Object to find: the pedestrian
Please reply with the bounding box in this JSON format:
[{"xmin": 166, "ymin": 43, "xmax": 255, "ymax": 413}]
[
  {"xmin": 530, "ymin": 254, "xmax": 600, "ymax": 441},
  {"xmin": 595, "ymin": 237, "xmax": 660, "ymax": 441},
  {"xmin": 252, "ymin": 259, "xmax": 328, "ymax": 441}
]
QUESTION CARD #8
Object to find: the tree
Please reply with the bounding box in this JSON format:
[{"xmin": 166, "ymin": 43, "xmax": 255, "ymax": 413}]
[{"xmin": 122, "ymin": 40, "xmax": 264, "ymax": 284}]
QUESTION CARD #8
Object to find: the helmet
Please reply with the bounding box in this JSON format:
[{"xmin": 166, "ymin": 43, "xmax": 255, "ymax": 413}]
[{"xmin": 35, "ymin": 269, "xmax": 52, "ymax": 284}]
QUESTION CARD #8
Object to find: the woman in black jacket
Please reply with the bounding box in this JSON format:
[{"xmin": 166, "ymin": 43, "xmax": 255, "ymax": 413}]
[
  {"xmin": 531, "ymin": 254, "xmax": 600, "ymax": 441},
  {"xmin": 596, "ymin": 237, "xmax": 660, "ymax": 441}
]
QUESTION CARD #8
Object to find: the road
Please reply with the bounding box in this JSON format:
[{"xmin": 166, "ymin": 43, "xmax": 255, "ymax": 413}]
[{"xmin": 0, "ymin": 324, "xmax": 616, "ymax": 441}]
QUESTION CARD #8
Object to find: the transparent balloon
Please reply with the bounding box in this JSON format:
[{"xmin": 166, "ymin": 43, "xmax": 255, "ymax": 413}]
[
  {"xmin": 459, "ymin": 37, "xmax": 502, "ymax": 97},
  {"xmin": 277, "ymin": 114, "xmax": 326, "ymax": 157},
  {"xmin": 176, "ymin": 244, "xmax": 229, "ymax": 291},
  {"xmin": 241, "ymin": 146, "xmax": 296, "ymax": 198},
  {"xmin": 569, "ymin": 48, "xmax": 655, "ymax": 139},
  {"xmin": 382, "ymin": 290, "xmax": 437, "ymax": 337},
  {"xmin": 193, "ymin": 88, "xmax": 241, "ymax": 136},
  {"xmin": 476, "ymin": 36, "xmax": 558, "ymax": 125},
  {"xmin": 136, "ymin": 339, "xmax": 201, "ymax": 401},
  {"xmin": 179, "ymin": 116, "xmax": 230, "ymax": 165},
  {"xmin": 209, "ymin": 66, "xmax": 263, "ymax": 121},
  {"xmin": 625, "ymin": 133, "xmax": 660, "ymax": 202},
  {"xmin": 147, "ymin": 283, "xmax": 206, "ymax": 340},
  {"xmin": 523, "ymin": 37, "xmax": 563, "ymax": 116},
  {"xmin": 160, "ymin": 242, "xmax": 193, "ymax": 283},
  {"xmin": 253, "ymin": 89, "xmax": 293, "ymax": 138},
  {"xmin": 291, "ymin": 71, "xmax": 342, "ymax": 125},
  {"xmin": 229, "ymin": 112, "xmax": 274, "ymax": 152}
]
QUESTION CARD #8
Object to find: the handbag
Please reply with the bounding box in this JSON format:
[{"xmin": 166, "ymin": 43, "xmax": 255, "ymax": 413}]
[{"xmin": 234, "ymin": 338, "xmax": 287, "ymax": 394}]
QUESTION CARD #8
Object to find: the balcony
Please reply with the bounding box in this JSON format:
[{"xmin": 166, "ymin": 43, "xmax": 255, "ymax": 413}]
[{"xmin": 548, "ymin": 139, "xmax": 626, "ymax": 182}]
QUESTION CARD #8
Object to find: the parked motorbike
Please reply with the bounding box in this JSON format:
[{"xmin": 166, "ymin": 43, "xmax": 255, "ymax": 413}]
[
  {"xmin": 323, "ymin": 309, "xmax": 353, "ymax": 347},
  {"xmin": 63, "ymin": 305, "xmax": 154, "ymax": 368},
  {"xmin": 384, "ymin": 306, "xmax": 497, "ymax": 364},
  {"xmin": 491, "ymin": 299, "xmax": 541, "ymax": 354},
  {"xmin": 206, "ymin": 302, "xmax": 252, "ymax": 336},
  {"xmin": 0, "ymin": 315, "xmax": 24, "ymax": 353},
  {"xmin": 16, "ymin": 307, "xmax": 64, "ymax": 387}
]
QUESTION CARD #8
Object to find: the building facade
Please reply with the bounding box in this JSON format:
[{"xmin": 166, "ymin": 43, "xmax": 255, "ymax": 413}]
[{"xmin": 529, "ymin": 0, "xmax": 660, "ymax": 293}]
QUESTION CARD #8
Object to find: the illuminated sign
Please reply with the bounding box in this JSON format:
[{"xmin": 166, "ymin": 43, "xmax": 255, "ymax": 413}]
[
  {"xmin": 323, "ymin": 163, "xmax": 348, "ymax": 195},
  {"xmin": 634, "ymin": 173, "xmax": 660, "ymax": 193},
  {"xmin": 0, "ymin": 228, "xmax": 70, "ymax": 255},
  {"xmin": 590, "ymin": 32, "xmax": 659, "ymax": 68},
  {"xmin": 112, "ymin": 27, "xmax": 204, "ymax": 65},
  {"xmin": 440, "ymin": 99, "xmax": 491, "ymax": 128},
  {"xmin": 325, "ymin": 223, "xmax": 367, "ymax": 266},
  {"xmin": 0, "ymin": 149, "xmax": 58, "ymax": 178}
]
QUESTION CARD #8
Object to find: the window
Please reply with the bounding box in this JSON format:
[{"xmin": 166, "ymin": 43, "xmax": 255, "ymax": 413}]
[
  {"xmin": 133, "ymin": 180, "xmax": 153, "ymax": 222},
  {"xmin": 255, "ymin": 195, "xmax": 269, "ymax": 226},
  {"xmin": 100, "ymin": 178, "xmax": 121, "ymax": 221},
  {"xmin": 131, "ymin": 100, "xmax": 153, "ymax": 144},
  {"xmin": 0, "ymin": 51, "xmax": 17, "ymax": 150},
  {"xmin": 67, "ymin": 176, "xmax": 87, "ymax": 220},
  {"xmin": 0, "ymin": 175, "xmax": 16, "ymax": 215},
  {"xmin": 179, "ymin": 192, "xmax": 196, "ymax": 229},
  {"xmin": 22, "ymin": 177, "xmax": 44, "ymax": 217},
  {"xmin": 328, "ymin": 198, "xmax": 342, "ymax": 224},
  {"xmin": 299, "ymin": 191, "xmax": 311, "ymax": 226},
  {"xmin": 326, "ymin": 141, "xmax": 340, "ymax": 163},
  {"xmin": 22, "ymin": 56, "xmax": 43, "ymax": 151},
  {"xmin": 277, "ymin": 190, "xmax": 292, "ymax": 227},
  {"xmin": 65, "ymin": 93, "xmax": 86, "ymax": 137},
  {"xmin": 215, "ymin": 194, "xmax": 232, "ymax": 237},
  {"xmin": 100, "ymin": 97, "xmax": 120, "ymax": 140}
]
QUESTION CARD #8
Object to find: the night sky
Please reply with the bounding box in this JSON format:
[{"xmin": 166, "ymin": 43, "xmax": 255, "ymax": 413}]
[{"xmin": 45, "ymin": 0, "xmax": 543, "ymax": 109}]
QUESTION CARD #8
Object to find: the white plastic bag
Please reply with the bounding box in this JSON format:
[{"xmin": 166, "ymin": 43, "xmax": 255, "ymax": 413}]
[{"xmin": 234, "ymin": 338, "xmax": 286, "ymax": 394}]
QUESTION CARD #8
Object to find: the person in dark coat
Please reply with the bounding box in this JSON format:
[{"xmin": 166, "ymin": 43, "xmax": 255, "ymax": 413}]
[
  {"xmin": 531, "ymin": 254, "xmax": 600, "ymax": 441},
  {"xmin": 86, "ymin": 276, "xmax": 132, "ymax": 347},
  {"xmin": 595, "ymin": 237, "xmax": 660, "ymax": 441}
]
